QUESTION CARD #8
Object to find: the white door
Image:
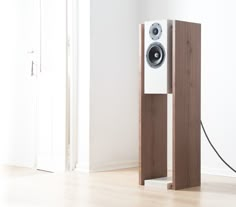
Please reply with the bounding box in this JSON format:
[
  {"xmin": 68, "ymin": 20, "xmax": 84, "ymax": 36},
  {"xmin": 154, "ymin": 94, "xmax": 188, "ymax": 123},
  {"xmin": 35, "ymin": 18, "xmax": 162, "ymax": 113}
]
[
  {"xmin": 36, "ymin": 0, "xmax": 67, "ymax": 172},
  {"xmin": 0, "ymin": 0, "xmax": 67, "ymax": 171},
  {"xmin": 0, "ymin": 0, "xmax": 39, "ymax": 167}
]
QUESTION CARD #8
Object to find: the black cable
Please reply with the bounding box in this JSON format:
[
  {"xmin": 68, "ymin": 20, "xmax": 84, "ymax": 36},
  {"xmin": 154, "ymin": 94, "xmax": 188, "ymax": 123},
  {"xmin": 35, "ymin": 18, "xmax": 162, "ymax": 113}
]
[{"xmin": 201, "ymin": 120, "xmax": 236, "ymax": 173}]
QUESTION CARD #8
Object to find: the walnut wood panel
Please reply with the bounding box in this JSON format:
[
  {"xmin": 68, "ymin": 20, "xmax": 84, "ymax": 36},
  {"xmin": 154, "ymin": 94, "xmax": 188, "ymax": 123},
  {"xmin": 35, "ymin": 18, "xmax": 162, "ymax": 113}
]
[
  {"xmin": 172, "ymin": 21, "xmax": 201, "ymax": 190},
  {"xmin": 139, "ymin": 24, "xmax": 167, "ymax": 185}
]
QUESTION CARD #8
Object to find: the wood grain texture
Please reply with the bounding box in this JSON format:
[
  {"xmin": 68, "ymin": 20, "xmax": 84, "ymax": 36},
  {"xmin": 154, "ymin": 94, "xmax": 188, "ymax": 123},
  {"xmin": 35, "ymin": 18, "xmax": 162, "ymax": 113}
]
[
  {"xmin": 2, "ymin": 166, "xmax": 236, "ymax": 207},
  {"xmin": 139, "ymin": 24, "xmax": 167, "ymax": 185},
  {"xmin": 172, "ymin": 20, "xmax": 201, "ymax": 190}
]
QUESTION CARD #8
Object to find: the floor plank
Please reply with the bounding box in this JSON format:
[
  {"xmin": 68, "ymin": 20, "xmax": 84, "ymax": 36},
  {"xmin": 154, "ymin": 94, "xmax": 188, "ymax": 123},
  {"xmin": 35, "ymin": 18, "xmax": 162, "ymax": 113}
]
[{"xmin": 0, "ymin": 166, "xmax": 236, "ymax": 207}]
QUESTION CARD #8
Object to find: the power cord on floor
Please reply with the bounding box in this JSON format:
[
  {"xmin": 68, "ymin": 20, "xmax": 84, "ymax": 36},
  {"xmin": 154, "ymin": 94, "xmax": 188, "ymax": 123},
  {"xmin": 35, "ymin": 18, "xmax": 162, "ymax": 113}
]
[{"xmin": 201, "ymin": 120, "xmax": 236, "ymax": 173}]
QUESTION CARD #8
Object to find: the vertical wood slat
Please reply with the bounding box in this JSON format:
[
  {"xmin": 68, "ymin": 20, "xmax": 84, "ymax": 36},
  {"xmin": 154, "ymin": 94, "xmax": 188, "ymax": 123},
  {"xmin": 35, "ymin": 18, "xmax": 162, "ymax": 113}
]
[
  {"xmin": 139, "ymin": 24, "xmax": 168, "ymax": 185},
  {"xmin": 172, "ymin": 21, "xmax": 201, "ymax": 190}
]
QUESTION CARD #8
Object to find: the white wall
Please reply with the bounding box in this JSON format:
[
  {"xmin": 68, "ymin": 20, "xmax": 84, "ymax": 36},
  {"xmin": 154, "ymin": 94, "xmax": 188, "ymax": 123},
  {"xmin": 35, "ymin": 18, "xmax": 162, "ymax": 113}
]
[
  {"xmin": 140, "ymin": 0, "xmax": 236, "ymax": 177},
  {"xmin": 78, "ymin": 0, "xmax": 236, "ymax": 176},
  {"xmin": 77, "ymin": 0, "xmax": 139, "ymax": 171},
  {"xmin": 89, "ymin": 0, "xmax": 139, "ymax": 171}
]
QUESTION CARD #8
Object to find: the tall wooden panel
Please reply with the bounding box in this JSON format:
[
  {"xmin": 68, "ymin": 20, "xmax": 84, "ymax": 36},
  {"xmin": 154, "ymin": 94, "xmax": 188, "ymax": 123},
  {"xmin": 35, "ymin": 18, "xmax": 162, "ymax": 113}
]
[
  {"xmin": 172, "ymin": 21, "xmax": 201, "ymax": 190},
  {"xmin": 139, "ymin": 24, "xmax": 168, "ymax": 185}
]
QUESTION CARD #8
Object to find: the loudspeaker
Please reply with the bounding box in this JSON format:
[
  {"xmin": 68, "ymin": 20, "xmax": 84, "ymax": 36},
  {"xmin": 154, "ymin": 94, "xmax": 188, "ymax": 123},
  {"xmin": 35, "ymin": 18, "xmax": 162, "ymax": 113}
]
[{"xmin": 144, "ymin": 20, "xmax": 172, "ymax": 94}]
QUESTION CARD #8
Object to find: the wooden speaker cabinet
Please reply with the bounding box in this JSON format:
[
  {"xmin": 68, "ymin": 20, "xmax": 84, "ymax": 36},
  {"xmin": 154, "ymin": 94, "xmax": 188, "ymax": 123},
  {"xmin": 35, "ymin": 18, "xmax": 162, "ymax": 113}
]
[{"xmin": 139, "ymin": 20, "xmax": 201, "ymax": 190}]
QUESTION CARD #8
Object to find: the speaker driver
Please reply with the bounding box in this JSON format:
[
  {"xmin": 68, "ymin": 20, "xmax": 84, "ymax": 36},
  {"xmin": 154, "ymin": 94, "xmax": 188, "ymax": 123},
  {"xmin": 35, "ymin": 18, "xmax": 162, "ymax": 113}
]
[
  {"xmin": 146, "ymin": 43, "xmax": 165, "ymax": 69},
  {"xmin": 149, "ymin": 23, "xmax": 162, "ymax": 40}
]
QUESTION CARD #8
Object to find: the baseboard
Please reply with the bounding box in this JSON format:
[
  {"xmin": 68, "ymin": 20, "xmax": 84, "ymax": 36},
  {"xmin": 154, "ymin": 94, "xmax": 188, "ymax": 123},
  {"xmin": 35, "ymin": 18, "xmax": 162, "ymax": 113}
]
[
  {"xmin": 201, "ymin": 167, "xmax": 236, "ymax": 177},
  {"xmin": 166, "ymin": 167, "xmax": 236, "ymax": 177},
  {"xmin": 0, "ymin": 159, "xmax": 34, "ymax": 169},
  {"xmin": 76, "ymin": 160, "xmax": 138, "ymax": 173},
  {"xmin": 75, "ymin": 162, "xmax": 90, "ymax": 173},
  {"xmin": 90, "ymin": 160, "xmax": 139, "ymax": 172},
  {"xmin": 76, "ymin": 163, "xmax": 236, "ymax": 177}
]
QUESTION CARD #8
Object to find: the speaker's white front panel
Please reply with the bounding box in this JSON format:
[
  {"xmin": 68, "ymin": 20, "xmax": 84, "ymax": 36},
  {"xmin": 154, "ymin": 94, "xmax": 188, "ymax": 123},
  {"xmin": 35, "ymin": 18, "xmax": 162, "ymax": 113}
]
[{"xmin": 144, "ymin": 20, "xmax": 169, "ymax": 94}]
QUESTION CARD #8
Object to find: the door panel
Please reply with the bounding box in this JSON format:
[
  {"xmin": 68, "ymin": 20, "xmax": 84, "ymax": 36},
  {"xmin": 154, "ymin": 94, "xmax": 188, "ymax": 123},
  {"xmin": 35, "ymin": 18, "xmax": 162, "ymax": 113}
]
[
  {"xmin": 37, "ymin": 0, "xmax": 67, "ymax": 172},
  {"xmin": 0, "ymin": 0, "xmax": 39, "ymax": 167},
  {"xmin": 0, "ymin": 0, "xmax": 67, "ymax": 171}
]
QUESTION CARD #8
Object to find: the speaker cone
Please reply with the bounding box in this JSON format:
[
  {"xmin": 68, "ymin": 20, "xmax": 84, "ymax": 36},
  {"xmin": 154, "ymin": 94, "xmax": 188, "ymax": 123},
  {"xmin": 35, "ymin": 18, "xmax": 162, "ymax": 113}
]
[{"xmin": 146, "ymin": 43, "xmax": 165, "ymax": 68}]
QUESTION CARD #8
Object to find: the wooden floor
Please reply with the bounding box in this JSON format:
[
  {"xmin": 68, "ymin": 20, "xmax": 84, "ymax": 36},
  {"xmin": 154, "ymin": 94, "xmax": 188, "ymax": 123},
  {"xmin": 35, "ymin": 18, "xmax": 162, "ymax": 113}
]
[{"xmin": 0, "ymin": 166, "xmax": 236, "ymax": 207}]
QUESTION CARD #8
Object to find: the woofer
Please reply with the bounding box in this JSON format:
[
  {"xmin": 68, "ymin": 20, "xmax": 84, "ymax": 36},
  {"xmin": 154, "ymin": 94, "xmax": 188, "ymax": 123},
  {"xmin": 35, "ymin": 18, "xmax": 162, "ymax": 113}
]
[{"xmin": 146, "ymin": 43, "xmax": 165, "ymax": 68}]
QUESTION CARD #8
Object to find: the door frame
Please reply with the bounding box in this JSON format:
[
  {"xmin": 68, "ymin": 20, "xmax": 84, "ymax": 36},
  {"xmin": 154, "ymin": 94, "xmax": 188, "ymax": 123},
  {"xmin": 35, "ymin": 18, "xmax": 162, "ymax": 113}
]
[
  {"xmin": 36, "ymin": 0, "xmax": 72, "ymax": 172},
  {"xmin": 66, "ymin": 0, "xmax": 78, "ymax": 171}
]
